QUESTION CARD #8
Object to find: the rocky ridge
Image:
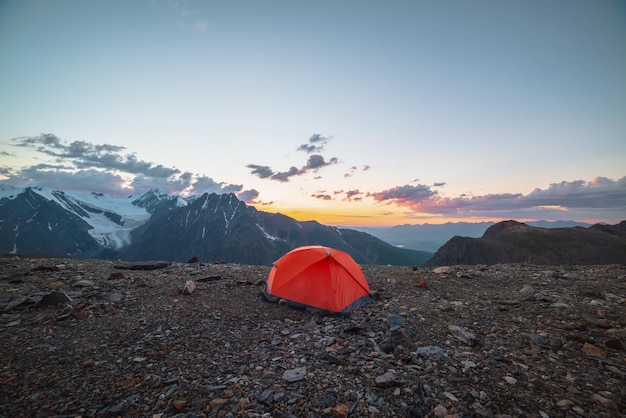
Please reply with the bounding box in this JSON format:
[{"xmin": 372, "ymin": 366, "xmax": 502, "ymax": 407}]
[
  {"xmin": 1, "ymin": 257, "xmax": 625, "ymax": 417},
  {"xmin": 425, "ymin": 221, "xmax": 626, "ymax": 267}
]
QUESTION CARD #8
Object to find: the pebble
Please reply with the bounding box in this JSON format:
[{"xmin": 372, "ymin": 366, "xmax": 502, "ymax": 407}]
[
  {"xmin": 504, "ymin": 376, "xmax": 517, "ymax": 385},
  {"xmin": 374, "ymin": 371, "xmax": 396, "ymax": 388},
  {"xmin": 181, "ymin": 280, "xmax": 196, "ymax": 294},
  {"xmin": 433, "ymin": 404, "xmax": 448, "ymax": 417}
]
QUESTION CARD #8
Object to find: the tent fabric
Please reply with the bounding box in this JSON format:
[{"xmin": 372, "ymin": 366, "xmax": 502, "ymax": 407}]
[{"xmin": 267, "ymin": 245, "xmax": 374, "ymax": 313}]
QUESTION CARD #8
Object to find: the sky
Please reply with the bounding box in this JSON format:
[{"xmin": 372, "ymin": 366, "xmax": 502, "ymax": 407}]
[{"xmin": 0, "ymin": 0, "xmax": 625, "ymax": 227}]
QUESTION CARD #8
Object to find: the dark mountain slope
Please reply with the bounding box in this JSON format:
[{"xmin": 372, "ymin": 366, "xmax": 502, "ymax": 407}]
[
  {"xmin": 122, "ymin": 193, "xmax": 430, "ymax": 265},
  {"xmin": 425, "ymin": 220, "xmax": 626, "ymax": 266},
  {"xmin": 0, "ymin": 188, "xmax": 102, "ymax": 257}
]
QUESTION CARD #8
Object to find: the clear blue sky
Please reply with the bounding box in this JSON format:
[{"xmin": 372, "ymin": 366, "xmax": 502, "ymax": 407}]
[{"xmin": 1, "ymin": 0, "xmax": 625, "ymax": 225}]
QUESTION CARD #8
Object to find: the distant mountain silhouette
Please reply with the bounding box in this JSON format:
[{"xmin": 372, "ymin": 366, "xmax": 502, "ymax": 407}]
[
  {"xmin": 424, "ymin": 220, "xmax": 626, "ymax": 266},
  {"xmin": 0, "ymin": 186, "xmax": 431, "ymax": 266}
]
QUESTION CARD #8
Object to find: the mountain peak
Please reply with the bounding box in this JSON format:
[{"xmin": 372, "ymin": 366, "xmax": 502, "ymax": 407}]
[
  {"xmin": 131, "ymin": 188, "xmax": 174, "ymax": 211},
  {"xmin": 483, "ymin": 220, "xmax": 532, "ymax": 237}
]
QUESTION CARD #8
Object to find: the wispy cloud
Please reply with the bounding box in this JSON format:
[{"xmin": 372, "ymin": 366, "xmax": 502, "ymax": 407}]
[
  {"xmin": 344, "ymin": 166, "xmax": 357, "ymax": 178},
  {"xmin": 296, "ymin": 133, "xmax": 332, "ymax": 153},
  {"xmin": 311, "ymin": 192, "xmax": 332, "ymax": 200},
  {"xmin": 345, "ymin": 189, "xmax": 364, "ymax": 201},
  {"xmin": 194, "ymin": 20, "xmax": 208, "ymax": 31},
  {"xmin": 248, "ymin": 133, "xmax": 339, "ymax": 182},
  {"xmin": 248, "ymin": 154, "xmax": 339, "ymax": 183}
]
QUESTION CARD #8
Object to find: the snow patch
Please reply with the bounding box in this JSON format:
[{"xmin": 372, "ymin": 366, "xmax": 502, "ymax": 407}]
[
  {"xmin": 29, "ymin": 187, "xmax": 151, "ymax": 250},
  {"xmin": 257, "ymin": 224, "xmax": 280, "ymax": 241}
]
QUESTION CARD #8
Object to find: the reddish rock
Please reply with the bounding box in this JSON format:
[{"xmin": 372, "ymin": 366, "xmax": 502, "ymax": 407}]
[
  {"xmin": 330, "ymin": 403, "xmax": 349, "ymax": 418},
  {"xmin": 416, "ymin": 277, "xmax": 429, "ymax": 289}
]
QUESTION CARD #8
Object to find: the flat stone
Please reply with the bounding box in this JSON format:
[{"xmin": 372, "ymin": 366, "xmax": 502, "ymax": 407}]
[
  {"xmin": 35, "ymin": 291, "xmax": 72, "ymax": 308},
  {"xmin": 582, "ymin": 342, "xmax": 607, "ymax": 358},
  {"xmin": 73, "ymin": 279, "xmax": 95, "ymax": 287},
  {"xmin": 282, "ymin": 367, "xmax": 306, "ymax": 383}
]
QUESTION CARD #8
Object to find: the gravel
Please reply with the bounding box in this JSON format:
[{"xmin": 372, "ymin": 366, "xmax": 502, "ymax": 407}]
[{"xmin": 1, "ymin": 257, "xmax": 625, "ymax": 417}]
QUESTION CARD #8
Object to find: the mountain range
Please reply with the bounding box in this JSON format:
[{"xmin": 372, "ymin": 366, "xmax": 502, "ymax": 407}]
[{"xmin": 0, "ymin": 185, "xmax": 431, "ymax": 266}]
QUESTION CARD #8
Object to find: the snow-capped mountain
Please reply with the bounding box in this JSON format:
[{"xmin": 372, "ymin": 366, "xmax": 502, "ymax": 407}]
[
  {"xmin": 0, "ymin": 185, "xmax": 431, "ymax": 265},
  {"xmin": 0, "ymin": 186, "xmax": 176, "ymax": 252}
]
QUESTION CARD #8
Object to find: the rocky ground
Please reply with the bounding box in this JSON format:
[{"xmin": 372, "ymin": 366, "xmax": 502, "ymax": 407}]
[{"xmin": 0, "ymin": 257, "xmax": 625, "ymax": 418}]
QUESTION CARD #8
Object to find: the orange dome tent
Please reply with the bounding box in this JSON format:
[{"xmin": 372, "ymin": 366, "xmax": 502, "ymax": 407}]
[{"xmin": 267, "ymin": 245, "xmax": 374, "ymax": 313}]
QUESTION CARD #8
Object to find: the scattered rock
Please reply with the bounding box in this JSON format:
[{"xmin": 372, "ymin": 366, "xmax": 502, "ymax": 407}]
[
  {"xmin": 374, "ymin": 371, "xmax": 396, "ymax": 388},
  {"xmin": 72, "ymin": 279, "xmax": 95, "ymax": 287},
  {"xmin": 416, "ymin": 277, "xmax": 429, "ymax": 289},
  {"xmin": 433, "ymin": 404, "xmax": 448, "ymax": 417},
  {"xmin": 1, "ymin": 258, "xmax": 624, "ymax": 417},
  {"xmin": 34, "ymin": 291, "xmax": 72, "ymax": 308},
  {"xmin": 456, "ymin": 271, "xmax": 473, "ymax": 279},
  {"xmin": 448, "ymin": 324, "xmax": 477, "ymax": 346},
  {"xmin": 504, "ymin": 376, "xmax": 517, "ymax": 385},
  {"xmin": 181, "ymin": 280, "xmax": 196, "ymax": 295},
  {"xmin": 282, "ymin": 367, "xmax": 306, "ymax": 383},
  {"xmin": 520, "ymin": 285, "xmax": 535, "ymax": 293},
  {"xmin": 582, "ymin": 342, "xmax": 607, "ymax": 358},
  {"xmin": 329, "ymin": 403, "xmax": 349, "ymax": 418}
]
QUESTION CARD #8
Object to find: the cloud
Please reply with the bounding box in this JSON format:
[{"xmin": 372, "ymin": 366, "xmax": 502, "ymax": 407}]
[
  {"xmin": 2, "ymin": 166, "xmax": 129, "ymax": 195},
  {"xmin": 13, "ymin": 134, "xmax": 179, "ymax": 178},
  {"xmin": 189, "ymin": 175, "xmax": 243, "ymax": 195},
  {"xmin": 130, "ymin": 174, "xmax": 192, "ymax": 195},
  {"xmin": 305, "ymin": 155, "xmax": 338, "ymax": 171},
  {"xmin": 524, "ymin": 177, "xmax": 626, "ymax": 208},
  {"xmin": 344, "ymin": 166, "xmax": 357, "ymax": 178},
  {"xmin": 311, "ymin": 193, "xmax": 332, "ymax": 200},
  {"xmin": 297, "ymin": 133, "xmax": 332, "ymax": 153},
  {"xmin": 369, "ymin": 184, "xmax": 438, "ymax": 204},
  {"xmin": 2, "ymin": 133, "xmax": 246, "ymax": 198},
  {"xmin": 246, "ymin": 164, "xmax": 274, "ymax": 179},
  {"xmin": 345, "ymin": 189, "xmax": 364, "ymax": 201},
  {"xmin": 271, "ymin": 166, "xmax": 304, "ymax": 182},
  {"xmin": 194, "ymin": 20, "xmax": 208, "ymax": 31},
  {"xmin": 345, "ymin": 164, "xmax": 371, "ymax": 178},
  {"xmin": 369, "ymin": 177, "xmax": 626, "ymax": 219},
  {"xmin": 237, "ymin": 189, "xmax": 260, "ymax": 203},
  {"xmin": 247, "ymin": 155, "xmax": 338, "ymax": 182}
]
